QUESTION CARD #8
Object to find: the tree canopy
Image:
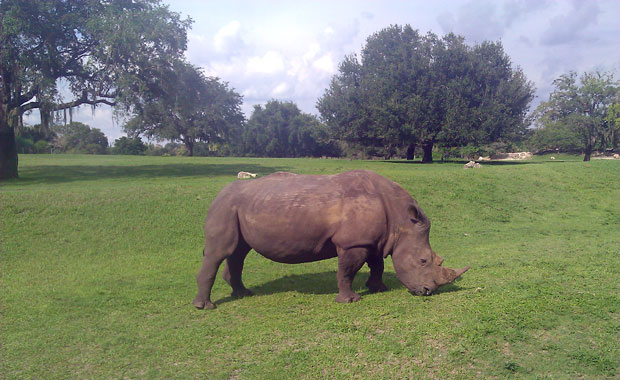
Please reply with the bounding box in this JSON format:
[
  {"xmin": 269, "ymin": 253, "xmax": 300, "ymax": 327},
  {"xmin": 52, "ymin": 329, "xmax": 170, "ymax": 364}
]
[
  {"xmin": 0, "ymin": 0, "xmax": 191, "ymax": 179},
  {"xmin": 52, "ymin": 121, "xmax": 108, "ymax": 154},
  {"xmin": 317, "ymin": 25, "xmax": 535, "ymax": 162},
  {"xmin": 241, "ymin": 100, "xmax": 340, "ymax": 158},
  {"xmin": 122, "ymin": 61, "xmax": 244, "ymax": 156},
  {"xmin": 111, "ymin": 136, "xmax": 147, "ymax": 156},
  {"xmin": 533, "ymin": 71, "xmax": 619, "ymax": 161}
]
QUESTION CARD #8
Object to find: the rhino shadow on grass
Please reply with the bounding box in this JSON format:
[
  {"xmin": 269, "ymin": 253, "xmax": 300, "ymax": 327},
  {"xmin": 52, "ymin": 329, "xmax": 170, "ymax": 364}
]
[{"xmin": 212, "ymin": 270, "xmax": 467, "ymax": 307}]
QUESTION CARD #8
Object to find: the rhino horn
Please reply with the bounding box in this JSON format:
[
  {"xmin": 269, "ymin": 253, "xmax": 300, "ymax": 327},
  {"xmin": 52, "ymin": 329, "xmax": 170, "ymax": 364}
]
[
  {"xmin": 438, "ymin": 266, "xmax": 470, "ymax": 286},
  {"xmin": 434, "ymin": 254, "xmax": 444, "ymax": 266}
]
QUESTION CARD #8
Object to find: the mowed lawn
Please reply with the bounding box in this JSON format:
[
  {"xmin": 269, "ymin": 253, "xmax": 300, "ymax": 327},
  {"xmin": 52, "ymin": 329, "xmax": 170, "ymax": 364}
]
[{"xmin": 1, "ymin": 154, "xmax": 619, "ymax": 379}]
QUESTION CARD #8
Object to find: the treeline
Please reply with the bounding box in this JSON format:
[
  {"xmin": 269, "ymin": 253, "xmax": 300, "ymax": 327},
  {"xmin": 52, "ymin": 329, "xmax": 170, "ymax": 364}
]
[
  {"xmin": 18, "ymin": 69, "xmax": 620, "ymax": 161},
  {"xmin": 4, "ymin": 0, "xmax": 620, "ymax": 181},
  {"xmin": 16, "ymin": 100, "xmax": 341, "ymax": 157}
]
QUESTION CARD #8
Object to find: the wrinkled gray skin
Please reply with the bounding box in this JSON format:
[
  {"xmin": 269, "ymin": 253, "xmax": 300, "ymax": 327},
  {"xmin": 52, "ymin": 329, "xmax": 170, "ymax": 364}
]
[{"xmin": 193, "ymin": 170, "xmax": 469, "ymax": 309}]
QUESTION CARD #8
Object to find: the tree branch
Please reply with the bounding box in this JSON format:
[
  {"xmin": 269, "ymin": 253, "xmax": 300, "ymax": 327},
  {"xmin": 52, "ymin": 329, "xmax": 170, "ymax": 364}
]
[
  {"xmin": 52, "ymin": 90, "xmax": 117, "ymax": 111},
  {"xmin": 11, "ymin": 86, "xmax": 40, "ymax": 109},
  {"xmin": 18, "ymin": 90, "xmax": 117, "ymax": 114}
]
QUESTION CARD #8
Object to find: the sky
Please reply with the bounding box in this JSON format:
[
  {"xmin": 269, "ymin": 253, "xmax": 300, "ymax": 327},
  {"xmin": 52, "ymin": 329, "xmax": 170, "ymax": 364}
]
[{"xmin": 29, "ymin": 0, "xmax": 620, "ymax": 141}]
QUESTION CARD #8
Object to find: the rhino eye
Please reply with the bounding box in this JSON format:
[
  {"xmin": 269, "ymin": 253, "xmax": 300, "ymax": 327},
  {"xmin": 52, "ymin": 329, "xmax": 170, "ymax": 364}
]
[
  {"xmin": 410, "ymin": 218, "xmax": 418, "ymax": 224},
  {"xmin": 420, "ymin": 258, "xmax": 427, "ymax": 265}
]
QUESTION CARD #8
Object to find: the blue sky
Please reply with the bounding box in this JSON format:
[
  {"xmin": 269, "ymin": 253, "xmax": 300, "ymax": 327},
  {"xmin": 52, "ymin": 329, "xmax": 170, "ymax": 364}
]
[{"xmin": 30, "ymin": 0, "xmax": 620, "ymax": 141}]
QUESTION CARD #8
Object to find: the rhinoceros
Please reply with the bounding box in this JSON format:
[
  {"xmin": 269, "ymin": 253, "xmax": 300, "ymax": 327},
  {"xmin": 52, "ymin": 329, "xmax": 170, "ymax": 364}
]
[{"xmin": 193, "ymin": 170, "xmax": 469, "ymax": 309}]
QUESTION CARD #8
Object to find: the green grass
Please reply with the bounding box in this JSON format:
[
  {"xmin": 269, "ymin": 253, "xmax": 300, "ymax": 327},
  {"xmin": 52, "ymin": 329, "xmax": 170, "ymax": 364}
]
[{"xmin": 1, "ymin": 154, "xmax": 619, "ymax": 379}]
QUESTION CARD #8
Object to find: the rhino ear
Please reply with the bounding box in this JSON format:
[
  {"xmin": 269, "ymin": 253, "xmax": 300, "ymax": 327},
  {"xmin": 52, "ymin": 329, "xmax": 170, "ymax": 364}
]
[{"xmin": 409, "ymin": 203, "xmax": 428, "ymax": 226}]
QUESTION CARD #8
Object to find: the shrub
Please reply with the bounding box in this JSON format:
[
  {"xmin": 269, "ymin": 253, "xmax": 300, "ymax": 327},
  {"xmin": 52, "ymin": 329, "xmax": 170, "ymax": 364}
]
[
  {"xmin": 33, "ymin": 140, "xmax": 50, "ymax": 154},
  {"xmin": 145, "ymin": 144, "xmax": 166, "ymax": 156},
  {"xmin": 111, "ymin": 137, "xmax": 147, "ymax": 155},
  {"xmin": 16, "ymin": 137, "xmax": 34, "ymax": 154}
]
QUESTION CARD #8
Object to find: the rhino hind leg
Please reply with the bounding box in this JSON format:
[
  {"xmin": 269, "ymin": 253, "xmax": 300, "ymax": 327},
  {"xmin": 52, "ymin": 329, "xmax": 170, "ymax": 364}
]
[
  {"xmin": 365, "ymin": 253, "xmax": 388, "ymax": 293},
  {"xmin": 222, "ymin": 242, "xmax": 254, "ymax": 298},
  {"xmin": 335, "ymin": 247, "xmax": 368, "ymax": 303}
]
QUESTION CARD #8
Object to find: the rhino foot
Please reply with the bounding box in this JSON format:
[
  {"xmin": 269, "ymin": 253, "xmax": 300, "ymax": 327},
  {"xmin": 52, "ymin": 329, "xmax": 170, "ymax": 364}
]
[
  {"xmin": 335, "ymin": 292, "xmax": 362, "ymax": 303},
  {"xmin": 231, "ymin": 288, "xmax": 254, "ymax": 298},
  {"xmin": 193, "ymin": 298, "xmax": 216, "ymax": 310},
  {"xmin": 366, "ymin": 280, "xmax": 388, "ymax": 293}
]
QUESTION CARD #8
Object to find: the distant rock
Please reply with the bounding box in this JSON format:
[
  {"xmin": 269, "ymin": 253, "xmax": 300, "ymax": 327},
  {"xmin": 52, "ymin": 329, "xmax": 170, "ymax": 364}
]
[
  {"xmin": 237, "ymin": 171, "xmax": 257, "ymax": 179},
  {"xmin": 491, "ymin": 152, "xmax": 533, "ymax": 160},
  {"xmin": 464, "ymin": 161, "xmax": 482, "ymax": 169}
]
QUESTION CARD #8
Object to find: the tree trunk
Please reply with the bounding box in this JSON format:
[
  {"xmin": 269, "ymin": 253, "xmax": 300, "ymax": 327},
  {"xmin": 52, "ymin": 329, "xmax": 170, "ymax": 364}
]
[
  {"xmin": 583, "ymin": 143, "xmax": 592, "ymax": 161},
  {"xmin": 406, "ymin": 143, "xmax": 415, "ymax": 160},
  {"xmin": 185, "ymin": 139, "xmax": 194, "ymax": 157},
  {"xmin": 0, "ymin": 113, "xmax": 19, "ymax": 180},
  {"xmin": 422, "ymin": 142, "xmax": 434, "ymax": 163}
]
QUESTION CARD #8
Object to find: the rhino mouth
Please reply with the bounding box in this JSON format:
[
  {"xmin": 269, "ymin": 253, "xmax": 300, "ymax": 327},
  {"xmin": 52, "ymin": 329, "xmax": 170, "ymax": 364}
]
[{"xmin": 410, "ymin": 286, "xmax": 433, "ymax": 296}]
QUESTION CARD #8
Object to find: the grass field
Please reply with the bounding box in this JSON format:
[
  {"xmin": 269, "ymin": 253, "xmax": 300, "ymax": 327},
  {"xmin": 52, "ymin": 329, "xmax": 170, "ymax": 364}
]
[{"xmin": 1, "ymin": 154, "xmax": 619, "ymax": 379}]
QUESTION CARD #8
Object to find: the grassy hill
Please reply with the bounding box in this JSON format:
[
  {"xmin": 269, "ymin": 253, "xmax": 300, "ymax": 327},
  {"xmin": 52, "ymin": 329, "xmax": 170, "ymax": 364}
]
[{"xmin": 1, "ymin": 154, "xmax": 619, "ymax": 379}]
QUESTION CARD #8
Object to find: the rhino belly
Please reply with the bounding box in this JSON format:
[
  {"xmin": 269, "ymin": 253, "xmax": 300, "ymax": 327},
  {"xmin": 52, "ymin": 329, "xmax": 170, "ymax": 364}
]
[{"xmin": 237, "ymin": 211, "xmax": 338, "ymax": 264}]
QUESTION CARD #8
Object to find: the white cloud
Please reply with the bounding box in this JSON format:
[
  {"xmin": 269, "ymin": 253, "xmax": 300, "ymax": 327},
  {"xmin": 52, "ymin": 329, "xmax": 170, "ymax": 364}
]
[
  {"xmin": 303, "ymin": 43, "xmax": 321, "ymax": 62},
  {"xmin": 271, "ymin": 82, "xmax": 289, "ymax": 96},
  {"xmin": 246, "ymin": 51, "xmax": 285, "ymax": 75},
  {"xmin": 540, "ymin": 2, "xmax": 600, "ymax": 46},
  {"xmin": 242, "ymin": 88, "xmax": 258, "ymax": 98},
  {"xmin": 437, "ymin": 1, "xmax": 504, "ymax": 43},
  {"xmin": 214, "ymin": 20, "xmax": 242, "ymax": 52},
  {"xmin": 312, "ymin": 53, "xmax": 335, "ymax": 74}
]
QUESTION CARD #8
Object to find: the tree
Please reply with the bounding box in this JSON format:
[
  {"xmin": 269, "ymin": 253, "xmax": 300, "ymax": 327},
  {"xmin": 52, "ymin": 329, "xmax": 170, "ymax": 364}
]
[
  {"xmin": 111, "ymin": 136, "xmax": 147, "ymax": 155},
  {"xmin": 242, "ymin": 100, "xmax": 340, "ymax": 157},
  {"xmin": 528, "ymin": 121, "xmax": 582, "ymax": 153},
  {"xmin": 52, "ymin": 122, "xmax": 108, "ymax": 154},
  {"xmin": 534, "ymin": 71, "xmax": 619, "ymax": 161},
  {"xmin": 606, "ymin": 101, "xmax": 620, "ymax": 149},
  {"xmin": 1, "ymin": 0, "xmax": 191, "ymax": 179},
  {"xmin": 317, "ymin": 25, "xmax": 535, "ymax": 162},
  {"xmin": 123, "ymin": 61, "xmax": 244, "ymax": 156}
]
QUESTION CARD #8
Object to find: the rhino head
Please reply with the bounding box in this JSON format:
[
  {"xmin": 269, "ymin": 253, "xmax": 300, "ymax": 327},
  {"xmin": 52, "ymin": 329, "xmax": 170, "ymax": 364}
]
[{"xmin": 391, "ymin": 204, "xmax": 469, "ymax": 296}]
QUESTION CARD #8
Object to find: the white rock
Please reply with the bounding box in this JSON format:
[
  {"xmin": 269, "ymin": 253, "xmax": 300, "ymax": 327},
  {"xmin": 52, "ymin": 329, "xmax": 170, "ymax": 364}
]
[
  {"xmin": 464, "ymin": 161, "xmax": 482, "ymax": 169},
  {"xmin": 237, "ymin": 171, "xmax": 257, "ymax": 179}
]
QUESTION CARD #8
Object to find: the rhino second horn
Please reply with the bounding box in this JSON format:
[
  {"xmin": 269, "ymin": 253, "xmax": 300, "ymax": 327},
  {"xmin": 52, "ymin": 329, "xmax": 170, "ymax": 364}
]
[
  {"xmin": 434, "ymin": 254, "xmax": 444, "ymax": 266},
  {"xmin": 438, "ymin": 266, "xmax": 470, "ymax": 285}
]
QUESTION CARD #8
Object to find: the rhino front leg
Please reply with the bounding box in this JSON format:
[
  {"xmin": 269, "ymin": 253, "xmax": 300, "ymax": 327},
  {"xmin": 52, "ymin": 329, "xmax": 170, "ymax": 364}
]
[
  {"xmin": 365, "ymin": 253, "xmax": 388, "ymax": 293},
  {"xmin": 193, "ymin": 252, "xmax": 225, "ymax": 310},
  {"xmin": 335, "ymin": 247, "xmax": 368, "ymax": 303}
]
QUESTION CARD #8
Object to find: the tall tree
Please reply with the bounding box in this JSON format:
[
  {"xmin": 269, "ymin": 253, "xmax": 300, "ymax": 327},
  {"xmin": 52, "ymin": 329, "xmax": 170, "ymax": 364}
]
[
  {"xmin": 242, "ymin": 100, "xmax": 339, "ymax": 158},
  {"xmin": 123, "ymin": 61, "xmax": 244, "ymax": 156},
  {"xmin": 0, "ymin": 0, "xmax": 190, "ymax": 179},
  {"xmin": 534, "ymin": 71, "xmax": 619, "ymax": 161},
  {"xmin": 317, "ymin": 25, "xmax": 535, "ymax": 162}
]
